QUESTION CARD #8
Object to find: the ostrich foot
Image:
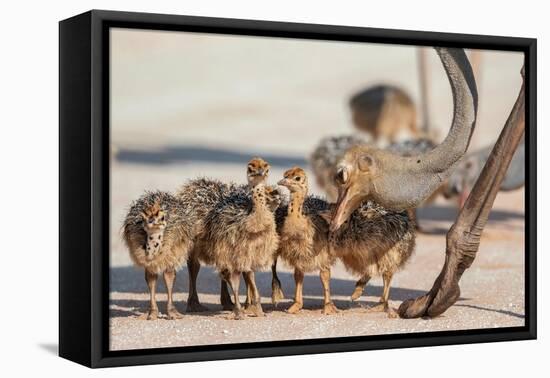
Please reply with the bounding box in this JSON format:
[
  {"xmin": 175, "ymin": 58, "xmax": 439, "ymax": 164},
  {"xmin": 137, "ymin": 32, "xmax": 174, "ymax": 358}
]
[
  {"xmin": 167, "ymin": 307, "xmax": 184, "ymax": 320},
  {"xmin": 366, "ymin": 303, "xmax": 385, "ymax": 313},
  {"xmin": 398, "ymin": 255, "xmax": 462, "ymax": 319},
  {"xmin": 398, "ymin": 282, "xmax": 460, "ymax": 318},
  {"xmin": 244, "ymin": 303, "xmax": 265, "ymax": 317},
  {"xmin": 230, "ymin": 309, "xmax": 246, "ymax": 320},
  {"xmin": 386, "ymin": 307, "xmax": 399, "ymax": 318},
  {"xmin": 140, "ymin": 309, "xmax": 158, "ymax": 320},
  {"xmin": 366, "ymin": 302, "xmax": 397, "ymax": 318},
  {"xmin": 287, "ymin": 302, "xmax": 303, "ymax": 314},
  {"xmin": 322, "ymin": 302, "xmax": 339, "ymax": 315}
]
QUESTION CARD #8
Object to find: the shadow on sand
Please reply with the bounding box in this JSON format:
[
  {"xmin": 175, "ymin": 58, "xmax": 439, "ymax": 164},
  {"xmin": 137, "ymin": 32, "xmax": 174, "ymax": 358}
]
[
  {"xmin": 116, "ymin": 145, "xmax": 307, "ymax": 168},
  {"xmin": 455, "ymin": 304, "xmax": 524, "ymax": 319},
  {"xmin": 111, "ymin": 265, "xmax": 426, "ymax": 300},
  {"xmin": 110, "ymin": 265, "xmax": 432, "ymax": 317}
]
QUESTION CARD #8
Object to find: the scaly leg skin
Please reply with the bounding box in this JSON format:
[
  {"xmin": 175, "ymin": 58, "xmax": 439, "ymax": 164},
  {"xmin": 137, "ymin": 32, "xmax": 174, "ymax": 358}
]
[
  {"xmin": 142, "ymin": 270, "xmax": 159, "ymax": 320},
  {"xmin": 287, "ymin": 269, "xmax": 304, "ymax": 314},
  {"xmin": 271, "ymin": 258, "xmax": 285, "ymax": 306},
  {"xmin": 222, "ymin": 270, "xmax": 245, "ymax": 320},
  {"xmin": 350, "ymin": 274, "xmax": 370, "ymax": 302},
  {"xmin": 220, "ymin": 280, "xmax": 234, "ymax": 311},
  {"xmin": 243, "ymin": 272, "xmax": 253, "ymax": 310},
  {"xmin": 186, "ymin": 257, "xmax": 209, "ymax": 313},
  {"xmin": 366, "ymin": 272, "xmax": 398, "ymax": 318},
  {"xmin": 320, "ymin": 269, "xmax": 338, "ymax": 315},
  {"xmin": 243, "ymin": 271, "xmax": 265, "ymax": 317},
  {"xmin": 164, "ymin": 269, "xmax": 184, "ymax": 319}
]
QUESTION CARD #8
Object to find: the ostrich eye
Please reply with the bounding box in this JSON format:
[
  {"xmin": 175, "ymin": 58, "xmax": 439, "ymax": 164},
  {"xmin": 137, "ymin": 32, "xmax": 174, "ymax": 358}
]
[
  {"xmin": 335, "ymin": 168, "xmax": 348, "ymax": 185},
  {"xmin": 358, "ymin": 154, "xmax": 374, "ymax": 172}
]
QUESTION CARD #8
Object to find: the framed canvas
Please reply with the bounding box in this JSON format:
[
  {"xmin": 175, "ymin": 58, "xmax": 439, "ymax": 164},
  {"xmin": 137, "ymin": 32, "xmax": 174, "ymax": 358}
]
[{"xmin": 59, "ymin": 9, "xmax": 536, "ymax": 368}]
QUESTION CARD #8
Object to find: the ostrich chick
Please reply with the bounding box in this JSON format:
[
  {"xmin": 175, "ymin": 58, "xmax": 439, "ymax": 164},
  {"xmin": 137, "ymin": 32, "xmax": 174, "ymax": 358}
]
[
  {"xmin": 178, "ymin": 180, "xmax": 283, "ymax": 313},
  {"xmin": 177, "ymin": 178, "xmax": 241, "ymax": 312},
  {"xmin": 276, "ymin": 168, "xmax": 337, "ymax": 315},
  {"xmin": 322, "ymin": 201, "xmax": 415, "ymax": 318},
  {"xmin": 204, "ymin": 158, "xmax": 279, "ymax": 319},
  {"xmin": 122, "ymin": 192, "xmax": 193, "ymax": 320}
]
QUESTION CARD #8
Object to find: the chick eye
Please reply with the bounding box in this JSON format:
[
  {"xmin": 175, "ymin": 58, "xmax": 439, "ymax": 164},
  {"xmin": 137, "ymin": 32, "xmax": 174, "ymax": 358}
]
[
  {"xmin": 295, "ymin": 177, "xmax": 301, "ymax": 181},
  {"xmin": 148, "ymin": 218, "xmax": 154, "ymax": 224},
  {"xmin": 248, "ymin": 167, "xmax": 253, "ymax": 173},
  {"xmin": 160, "ymin": 216, "xmax": 165, "ymax": 222}
]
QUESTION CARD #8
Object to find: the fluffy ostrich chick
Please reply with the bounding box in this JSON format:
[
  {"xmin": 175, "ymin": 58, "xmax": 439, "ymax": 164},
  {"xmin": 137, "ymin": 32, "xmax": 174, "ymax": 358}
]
[
  {"xmin": 276, "ymin": 167, "xmax": 337, "ymax": 315},
  {"xmin": 203, "ymin": 158, "xmax": 279, "ymax": 319}
]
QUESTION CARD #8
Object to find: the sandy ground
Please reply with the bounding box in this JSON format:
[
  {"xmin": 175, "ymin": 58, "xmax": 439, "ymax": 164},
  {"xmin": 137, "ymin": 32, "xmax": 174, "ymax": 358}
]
[{"xmin": 108, "ymin": 29, "xmax": 525, "ymax": 351}]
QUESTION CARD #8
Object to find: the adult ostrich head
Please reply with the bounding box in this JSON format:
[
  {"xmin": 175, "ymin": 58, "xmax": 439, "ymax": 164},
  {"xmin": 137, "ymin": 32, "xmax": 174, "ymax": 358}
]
[{"xmin": 330, "ymin": 47, "xmax": 478, "ymax": 231}]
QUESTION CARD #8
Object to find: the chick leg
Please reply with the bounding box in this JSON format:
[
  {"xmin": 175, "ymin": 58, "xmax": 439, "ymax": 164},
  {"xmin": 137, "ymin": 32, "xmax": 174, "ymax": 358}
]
[
  {"xmin": 144, "ymin": 270, "xmax": 159, "ymax": 320},
  {"xmin": 243, "ymin": 271, "xmax": 264, "ymax": 317},
  {"xmin": 351, "ymin": 274, "xmax": 370, "ymax": 302},
  {"xmin": 164, "ymin": 269, "xmax": 184, "ymax": 319},
  {"xmin": 222, "ymin": 270, "xmax": 244, "ymax": 320},
  {"xmin": 244, "ymin": 272, "xmax": 253, "ymax": 309},
  {"xmin": 367, "ymin": 272, "xmax": 398, "ymax": 318},
  {"xmin": 287, "ymin": 269, "xmax": 304, "ymax": 314},
  {"xmin": 271, "ymin": 258, "xmax": 285, "ymax": 306},
  {"xmin": 186, "ymin": 257, "xmax": 209, "ymax": 312},
  {"xmin": 320, "ymin": 268, "xmax": 338, "ymax": 315},
  {"xmin": 220, "ymin": 280, "xmax": 234, "ymax": 311}
]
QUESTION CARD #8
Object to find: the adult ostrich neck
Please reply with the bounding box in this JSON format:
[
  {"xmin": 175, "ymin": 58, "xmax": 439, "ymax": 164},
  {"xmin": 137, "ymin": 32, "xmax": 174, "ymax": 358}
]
[
  {"xmin": 371, "ymin": 47, "xmax": 478, "ymax": 210},
  {"xmin": 425, "ymin": 48, "xmax": 478, "ymax": 171}
]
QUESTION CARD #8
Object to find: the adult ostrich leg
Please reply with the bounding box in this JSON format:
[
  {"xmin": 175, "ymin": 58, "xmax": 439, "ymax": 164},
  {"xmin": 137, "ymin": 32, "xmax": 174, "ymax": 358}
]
[{"xmin": 399, "ymin": 66, "xmax": 525, "ymax": 318}]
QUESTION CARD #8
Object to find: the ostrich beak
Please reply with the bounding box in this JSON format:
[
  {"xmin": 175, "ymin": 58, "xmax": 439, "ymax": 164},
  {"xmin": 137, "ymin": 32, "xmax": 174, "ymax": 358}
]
[
  {"xmin": 330, "ymin": 186, "xmax": 362, "ymax": 232},
  {"xmin": 277, "ymin": 178, "xmax": 289, "ymax": 187}
]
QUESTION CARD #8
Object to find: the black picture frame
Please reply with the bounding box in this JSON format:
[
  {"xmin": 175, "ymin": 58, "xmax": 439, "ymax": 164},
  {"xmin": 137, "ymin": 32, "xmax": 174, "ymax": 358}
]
[{"xmin": 59, "ymin": 9, "xmax": 537, "ymax": 368}]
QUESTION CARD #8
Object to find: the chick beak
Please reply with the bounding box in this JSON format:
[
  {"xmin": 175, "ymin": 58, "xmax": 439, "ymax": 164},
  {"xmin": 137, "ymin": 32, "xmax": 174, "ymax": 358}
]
[{"xmin": 277, "ymin": 178, "xmax": 289, "ymax": 187}]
